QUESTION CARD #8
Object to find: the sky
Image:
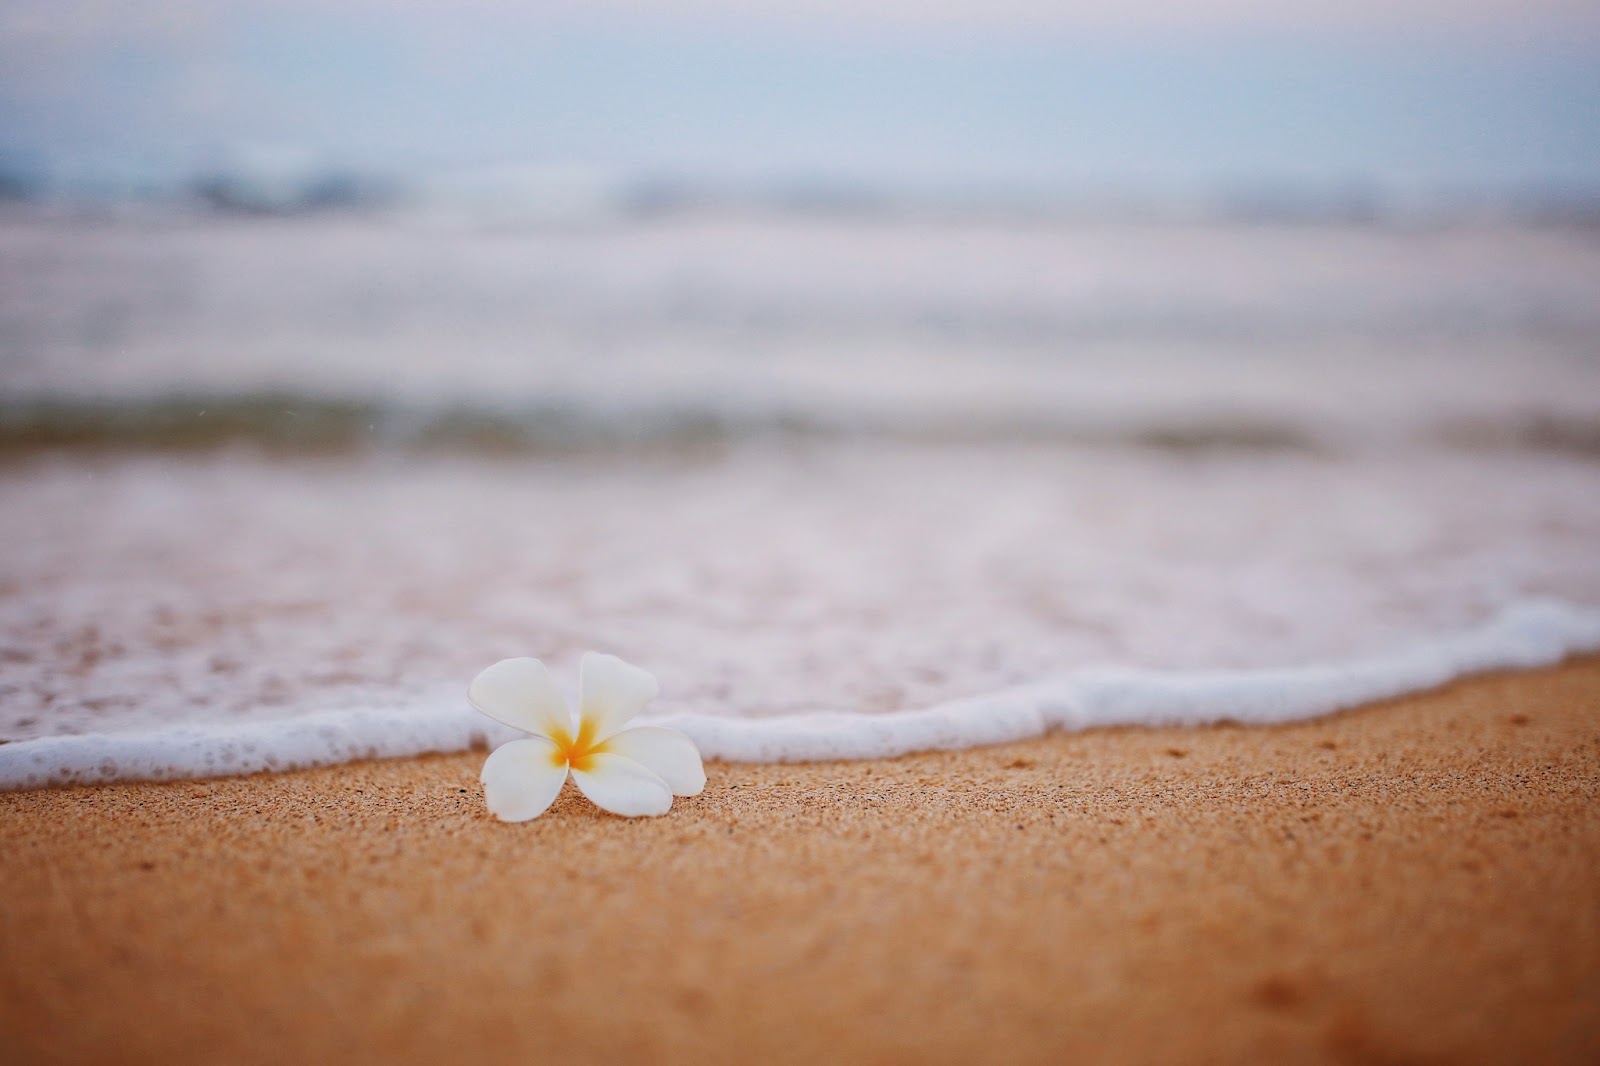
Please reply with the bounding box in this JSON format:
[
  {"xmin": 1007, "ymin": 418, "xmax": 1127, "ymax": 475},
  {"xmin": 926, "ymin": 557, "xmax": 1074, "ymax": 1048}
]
[{"xmin": 3, "ymin": 0, "xmax": 1599, "ymax": 196}]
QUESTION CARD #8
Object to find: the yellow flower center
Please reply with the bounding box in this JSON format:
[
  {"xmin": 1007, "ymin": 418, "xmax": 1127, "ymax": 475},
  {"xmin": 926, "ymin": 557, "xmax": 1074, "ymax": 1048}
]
[{"xmin": 549, "ymin": 719, "xmax": 603, "ymax": 773}]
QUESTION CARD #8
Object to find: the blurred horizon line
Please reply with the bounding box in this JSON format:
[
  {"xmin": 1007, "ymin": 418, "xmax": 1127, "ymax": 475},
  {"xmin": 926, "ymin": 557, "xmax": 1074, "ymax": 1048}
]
[{"xmin": 5, "ymin": 160, "xmax": 1600, "ymax": 227}]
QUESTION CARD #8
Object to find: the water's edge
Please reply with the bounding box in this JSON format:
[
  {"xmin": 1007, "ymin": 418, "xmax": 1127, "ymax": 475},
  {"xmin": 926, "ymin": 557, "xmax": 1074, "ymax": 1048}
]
[{"xmin": 2, "ymin": 599, "xmax": 1595, "ymax": 791}]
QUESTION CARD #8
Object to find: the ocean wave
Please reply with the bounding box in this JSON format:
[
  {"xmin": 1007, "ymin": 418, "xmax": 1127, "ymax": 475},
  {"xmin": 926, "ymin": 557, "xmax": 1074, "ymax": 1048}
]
[
  {"xmin": 2, "ymin": 600, "xmax": 1595, "ymax": 790},
  {"xmin": 4, "ymin": 393, "xmax": 1600, "ymax": 458}
]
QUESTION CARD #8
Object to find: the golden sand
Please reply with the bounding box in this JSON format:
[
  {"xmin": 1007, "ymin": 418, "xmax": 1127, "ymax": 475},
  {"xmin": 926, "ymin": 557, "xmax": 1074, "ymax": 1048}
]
[{"xmin": 3, "ymin": 659, "xmax": 1598, "ymax": 1064}]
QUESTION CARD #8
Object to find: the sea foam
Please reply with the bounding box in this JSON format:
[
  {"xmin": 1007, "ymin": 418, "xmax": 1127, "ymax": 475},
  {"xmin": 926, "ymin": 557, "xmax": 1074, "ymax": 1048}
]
[{"xmin": 3, "ymin": 599, "xmax": 1595, "ymax": 791}]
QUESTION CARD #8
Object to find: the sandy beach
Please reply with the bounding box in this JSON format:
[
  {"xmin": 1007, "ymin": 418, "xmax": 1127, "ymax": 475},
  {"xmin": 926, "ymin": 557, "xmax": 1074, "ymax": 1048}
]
[
  {"xmin": 3, "ymin": 658, "xmax": 1596, "ymax": 1065},
  {"xmin": 7, "ymin": 7, "xmax": 1600, "ymax": 1063}
]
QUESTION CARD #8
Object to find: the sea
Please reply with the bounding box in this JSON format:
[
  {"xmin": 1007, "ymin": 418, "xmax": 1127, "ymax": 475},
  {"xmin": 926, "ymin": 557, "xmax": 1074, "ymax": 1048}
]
[{"xmin": 2, "ymin": 197, "xmax": 1598, "ymax": 786}]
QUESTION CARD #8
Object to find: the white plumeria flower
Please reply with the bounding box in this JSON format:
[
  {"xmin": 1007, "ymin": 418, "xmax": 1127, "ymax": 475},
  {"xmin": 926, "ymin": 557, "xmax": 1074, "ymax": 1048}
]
[{"xmin": 469, "ymin": 653, "xmax": 705, "ymax": 821}]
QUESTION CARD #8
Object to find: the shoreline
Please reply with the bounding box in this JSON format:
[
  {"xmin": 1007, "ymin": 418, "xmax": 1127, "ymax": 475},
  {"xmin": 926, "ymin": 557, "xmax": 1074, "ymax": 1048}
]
[
  {"xmin": 3, "ymin": 658, "xmax": 1598, "ymax": 1063},
  {"xmin": 5, "ymin": 599, "xmax": 1596, "ymax": 790}
]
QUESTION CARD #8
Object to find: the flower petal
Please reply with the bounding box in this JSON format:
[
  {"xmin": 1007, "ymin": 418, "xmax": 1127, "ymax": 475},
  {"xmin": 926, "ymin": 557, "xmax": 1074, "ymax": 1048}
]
[
  {"xmin": 578, "ymin": 652, "xmax": 660, "ymax": 740},
  {"xmin": 479, "ymin": 737, "xmax": 569, "ymax": 822},
  {"xmin": 468, "ymin": 657, "xmax": 571, "ymax": 740},
  {"xmin": 570, "ymin": 753, "xmax": 673, "ymax": 817},
  {"xmin": 600, "ymin": 726, "xmax": 706, "ymax": 797}
]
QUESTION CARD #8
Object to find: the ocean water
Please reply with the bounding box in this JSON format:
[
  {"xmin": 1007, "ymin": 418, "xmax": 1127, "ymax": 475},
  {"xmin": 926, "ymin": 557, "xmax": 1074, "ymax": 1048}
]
[{"xmin": 2, "ymin": 207, "xmax": 1598, "ymax": 786}]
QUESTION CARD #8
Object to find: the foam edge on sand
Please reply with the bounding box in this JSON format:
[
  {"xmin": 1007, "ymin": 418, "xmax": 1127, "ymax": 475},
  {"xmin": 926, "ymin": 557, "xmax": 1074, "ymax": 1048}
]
[{"xmin": 3, "ymin": 599, "xmax": 1597, "ymax": 791}]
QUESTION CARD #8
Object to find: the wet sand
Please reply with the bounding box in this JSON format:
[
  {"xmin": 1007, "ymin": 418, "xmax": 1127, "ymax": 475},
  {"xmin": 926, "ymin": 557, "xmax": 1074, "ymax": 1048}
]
[{"xmin": 2, "ymin": 659, "xmax": 1598, "ymax": 1065}]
